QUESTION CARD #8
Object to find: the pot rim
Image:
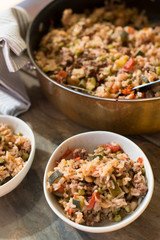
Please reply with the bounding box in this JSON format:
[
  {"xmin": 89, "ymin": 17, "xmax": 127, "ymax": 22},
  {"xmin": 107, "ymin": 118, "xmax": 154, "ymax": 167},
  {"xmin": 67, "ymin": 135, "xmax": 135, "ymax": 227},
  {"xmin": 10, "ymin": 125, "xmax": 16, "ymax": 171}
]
[{"xmin": 26, "ymin": 0, "xmax": 160, "ymax": 103}]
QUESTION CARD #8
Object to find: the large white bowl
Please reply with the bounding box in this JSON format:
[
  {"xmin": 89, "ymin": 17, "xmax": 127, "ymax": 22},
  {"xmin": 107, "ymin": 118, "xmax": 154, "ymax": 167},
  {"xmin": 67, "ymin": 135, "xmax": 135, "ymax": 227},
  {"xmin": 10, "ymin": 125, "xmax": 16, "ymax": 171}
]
[
  {"xmin": 0, "ymin": 115, "xmax": 35, "ymax": 197},
  {"xmin": 43, "ymin": 131, "xmax": 154, "ymax": 233}
]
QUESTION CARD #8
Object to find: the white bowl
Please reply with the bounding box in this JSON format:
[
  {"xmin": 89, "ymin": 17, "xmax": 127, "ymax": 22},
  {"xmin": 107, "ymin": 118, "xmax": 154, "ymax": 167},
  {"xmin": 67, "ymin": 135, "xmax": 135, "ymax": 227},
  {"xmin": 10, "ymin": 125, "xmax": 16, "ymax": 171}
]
[
  {"xmin": 43, "ymin": 131, "xmax": 154, "ymax": 233},
  {"xmin": 0, "ymin": 115, "xmax": 35, "ymax": 197}
]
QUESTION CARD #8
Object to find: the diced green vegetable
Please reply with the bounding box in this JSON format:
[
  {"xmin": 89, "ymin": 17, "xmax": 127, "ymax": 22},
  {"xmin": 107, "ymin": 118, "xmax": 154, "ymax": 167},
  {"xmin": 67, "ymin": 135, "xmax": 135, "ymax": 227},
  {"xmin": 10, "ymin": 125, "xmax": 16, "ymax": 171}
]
[
  {"xmin": 116, "ymin": 151, "xmax": 122, "ymax": 155},
  {"xmin": 156, "ymin": 66, "xmax": 160, "ymax": 75},
  {"xmin": 58, "ymin": 42, "xmax": 65, "ymax": 48},
  {"xmin": 73, "ymin": 198, "xmax": 83, "ymax": 210},
  {"xmin": 141, "ymin": 75, "xmax": 149, "ymax": 83},
  {"xmin": 75, "ymin": 50, "xmax": 82, "ymax": 57},
  {"xmin": 107, "ymin": 194, "xmax": 113, "ymax": 200},
  {"xmin": 114, "ymin": 214, "xmax": 122, "ymax": 222},
  {"xmin": 53, "ymin": 191, "xmax": 63, "ymax": 197},
  {"xmin": 98, "ymin": 187, "xmax": 105, "ymax": 194},
  {"xmin": 135, "ymin": 50, "xmax": 145, "ymax": 57},
  {"xmin": 16, "ymin": 132, "xmax": 23, "ymax": 136},
  {"xmin": 22, "ymin": 153, "xmax": 29, "ymax": 161},
  {"xmin": 50, "ymin": 75, "xmax": 57, "ymax": 80},
  {"xmin": 108, "ymin": 44, "xmax": 114, "ymax": 49},
  {"xmin": 120, "ymin": 31, "xmax": 128, "ymax": 42},
  {"xmin": 127, "ymin": 79, "xmax": 132, "ymax": 85},
  {"xmin": 87, "ymin": 154, "xmax": 103, "ymax": 161},
  {"xmin": 48, "ymin": 170, "xmax": 63, "ymax": 185},
  {"xmin": 42, "ymin": 67, "xmax": 53, "ymax": 73},
  {"xmin": 109, "ymin": 175, "xmax": 123, "ymax": 197},
  {"xmin": 99, "ymin": 56, "xmax": 106, "ymax": 61},
  {"xmin": 128, "ymin": 73, "xmax": 132, "ymax": 79},
  {"xmin": 46, "ymin": 55, "xmax": 53, "ymax": 59},
  {"xmin": 78, "ymin": 189, "xmax": 85, "ymax": 196},
  {"xmin": 125, "ymin": 206, "xmax": 131, "ymax": 213},
  {"xmin": 141, "ymin": 168, "xmax": 145, "ymax": 175},
  {"xmin": 118, "ymin": 179, "xmax": 123, "ymax": 186},
  {"xmin": 86, "ymin": 77, "xmax": 96, "ymax": 91},
  {"xmin": 78, "ymin": 79, "xmax": 86, "ymax": 88},
  {"xmin": 0, "ymin": 158, "xmax": 6, "ymax": 165},
  {"xmin": 131, "ymin": 200, "xmax": 138, "ymax": 211}
]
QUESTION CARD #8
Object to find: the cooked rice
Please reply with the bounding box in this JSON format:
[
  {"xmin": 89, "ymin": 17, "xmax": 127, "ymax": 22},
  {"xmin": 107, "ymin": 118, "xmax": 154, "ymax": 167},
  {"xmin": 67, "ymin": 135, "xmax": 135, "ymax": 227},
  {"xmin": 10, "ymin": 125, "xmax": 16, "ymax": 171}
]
[
  {"xmin": 0, "ymin": 123, "xmax": 31, "ymax": 185},
  {"xmin": 35, "ymin": 2, "xmax": 160, "ymax": 99},
  {"xmin": 47, "ymin": 143, "xmax": 148, "ymax": 226}
]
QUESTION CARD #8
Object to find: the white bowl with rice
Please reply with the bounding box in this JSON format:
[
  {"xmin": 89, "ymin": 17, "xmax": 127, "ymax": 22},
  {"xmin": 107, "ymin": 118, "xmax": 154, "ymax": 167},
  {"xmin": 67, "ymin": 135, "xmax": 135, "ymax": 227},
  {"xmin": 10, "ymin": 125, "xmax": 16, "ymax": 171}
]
[
  {"xmin": 44, "ymin": 131, "xmax": 154, "ymax": 233},
  {"xmin": 0, "ymin": 115, "xmax": 35, "ymax": 197}
]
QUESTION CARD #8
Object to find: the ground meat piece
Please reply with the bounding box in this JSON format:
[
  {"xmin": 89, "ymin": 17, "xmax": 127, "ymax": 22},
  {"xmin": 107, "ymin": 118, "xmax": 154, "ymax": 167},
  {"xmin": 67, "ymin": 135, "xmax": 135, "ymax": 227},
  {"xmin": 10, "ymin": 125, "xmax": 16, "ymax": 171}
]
[
  {"xmin": 61, "ymin": 48, "xmax": 73, "ymax": 66},
  {"xmin": 73, "ymin": 148, "xmax": 88, "ymax": 159},
  {"xmin": 118, "ymin": 47, "xmax": 131, "ymax": 56},
  {"xmin": 83, "ymin": 60, "xmax": 106, "ymax": 77}
]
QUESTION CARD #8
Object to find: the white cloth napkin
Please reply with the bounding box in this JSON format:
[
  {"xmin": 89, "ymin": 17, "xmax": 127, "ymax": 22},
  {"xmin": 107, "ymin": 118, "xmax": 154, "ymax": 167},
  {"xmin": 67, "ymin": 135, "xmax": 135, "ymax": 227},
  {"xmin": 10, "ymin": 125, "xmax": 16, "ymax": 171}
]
[{"xmin": 0, "ymin": 6, "xmax": 31, "ymax": 116}]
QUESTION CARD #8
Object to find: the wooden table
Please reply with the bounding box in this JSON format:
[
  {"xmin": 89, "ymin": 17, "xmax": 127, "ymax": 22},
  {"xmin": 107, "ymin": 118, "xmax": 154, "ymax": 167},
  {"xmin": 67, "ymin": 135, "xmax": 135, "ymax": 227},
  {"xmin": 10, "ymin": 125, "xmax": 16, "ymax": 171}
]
[{"xmin": 0, "ymin": 1, "xmax": 160, "ymax": 239}]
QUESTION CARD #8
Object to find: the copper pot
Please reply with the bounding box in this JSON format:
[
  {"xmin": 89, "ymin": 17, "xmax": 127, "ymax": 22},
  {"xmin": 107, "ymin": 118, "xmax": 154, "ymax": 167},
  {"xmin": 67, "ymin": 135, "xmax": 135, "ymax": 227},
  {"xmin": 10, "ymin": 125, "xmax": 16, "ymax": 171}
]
[{"xmin": 27, "ymin": 0, "xmax": 160, "ymax": 135}]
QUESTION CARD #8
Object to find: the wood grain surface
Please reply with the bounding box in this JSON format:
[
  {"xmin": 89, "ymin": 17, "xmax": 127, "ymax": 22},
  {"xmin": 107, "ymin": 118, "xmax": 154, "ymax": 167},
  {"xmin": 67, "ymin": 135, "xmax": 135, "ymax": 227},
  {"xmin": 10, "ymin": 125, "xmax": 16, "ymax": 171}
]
[{"xmin": 1, "ymin": 0, "xmax": 160, "ymax": 239}]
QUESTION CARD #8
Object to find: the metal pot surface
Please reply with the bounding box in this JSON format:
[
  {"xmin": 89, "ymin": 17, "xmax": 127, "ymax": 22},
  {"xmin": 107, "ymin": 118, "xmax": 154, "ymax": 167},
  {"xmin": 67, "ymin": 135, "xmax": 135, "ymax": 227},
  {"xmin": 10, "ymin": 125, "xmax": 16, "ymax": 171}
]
[{"xmin": 26, "ymin": 0, "xmax": 160, "ymax": 135}]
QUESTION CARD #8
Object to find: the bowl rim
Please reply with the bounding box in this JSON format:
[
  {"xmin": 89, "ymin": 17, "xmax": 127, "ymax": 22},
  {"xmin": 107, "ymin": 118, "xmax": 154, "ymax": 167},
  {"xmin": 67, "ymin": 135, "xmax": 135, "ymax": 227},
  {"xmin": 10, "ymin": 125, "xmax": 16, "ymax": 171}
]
[
  {"xmin": 0, "ymin": 115, "xmax": 36, "ymax": 192},
  {"xmin": 26, "ymin": 0, "xmax": 160, "ymax": 103},
  {"xmin": 43, "ymin": 131, "xmax": 154, "ymax": 233}
]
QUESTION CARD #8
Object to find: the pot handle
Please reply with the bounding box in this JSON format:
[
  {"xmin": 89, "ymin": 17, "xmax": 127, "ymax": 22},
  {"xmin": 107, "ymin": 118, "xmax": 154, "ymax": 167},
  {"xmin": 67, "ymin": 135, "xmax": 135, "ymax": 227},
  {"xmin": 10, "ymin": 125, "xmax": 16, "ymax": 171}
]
[{"xmin": 25, "ymin": 60, "xmax": 36, "ymax": 71}]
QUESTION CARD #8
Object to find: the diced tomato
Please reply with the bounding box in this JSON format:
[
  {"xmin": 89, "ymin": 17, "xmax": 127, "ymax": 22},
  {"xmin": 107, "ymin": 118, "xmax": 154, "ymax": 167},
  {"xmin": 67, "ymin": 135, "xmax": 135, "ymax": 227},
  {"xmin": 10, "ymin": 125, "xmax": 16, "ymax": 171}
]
[
  {"xmin": 87, "ymin": 192, "xmax": 100, "ymax": 209},
  {"xmin": 143, "ymin": 27, "xmax": 149, "ymax": 31},
  {"xmin": 127, "ymin": 27, "xmax": 134, "ymax": 34},
  {"xmin": 74, "ymin": 193, "xmax": 79, "ymax": 198},
  {"xmin": 57, "ymin": 186, "xmax": 64, "ymax": 194},
  {"xmin": 122, "ymin": 86, "xmax": 133, "ymax": 95},
  {"xmin": 128, "ymin": 93, "xmax": 135, "ymax": 99},
  {"xmin": 67, "ymin": 207, "xmax": 74, "ymax": 215},
  {"xmin": 58, "ymin": 70, "xmax": 67, "ymax": 77},
  {"xmin": 60, "ymin": 149, "xmax": 73, "ymax": 160},
  {"xmin": 137, "ymin": 157, "xmax": 143, "ymax": 164},
  {"xmin": 75, "ymin": 157, "xmax": 80, "ymax": 161},
  {"xmin": 124, "ymin": 57, "xmax": 134, "ymax": 70},
  {"xmin": 56, "ymin": 71, "xmax": 67, "ymax": 83},
  {"xmin": 105, "ymin": 143, "xmax": 121, "ymax": 153},
  {"xmin": 56, "ymin": 75, "xmax": 62, "ymax": 83}
]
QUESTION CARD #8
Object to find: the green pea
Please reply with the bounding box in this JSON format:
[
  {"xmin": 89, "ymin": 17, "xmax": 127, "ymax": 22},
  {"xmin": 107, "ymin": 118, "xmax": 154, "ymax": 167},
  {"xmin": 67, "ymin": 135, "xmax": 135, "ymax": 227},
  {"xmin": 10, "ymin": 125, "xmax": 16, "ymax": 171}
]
[{"xmin": 22, "ymin": 153, "xmax": 29, "ymax": 161}]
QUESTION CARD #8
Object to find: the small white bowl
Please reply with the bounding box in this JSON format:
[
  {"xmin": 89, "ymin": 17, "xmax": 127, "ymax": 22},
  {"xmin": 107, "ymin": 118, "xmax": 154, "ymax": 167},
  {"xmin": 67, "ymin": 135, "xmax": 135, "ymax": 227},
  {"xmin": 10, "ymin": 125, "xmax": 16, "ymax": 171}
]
[
  {"xmin": 43, "ymin": 131, "xmax": 154, "ymax": 233},
  {"xmin": 0, "ymin": 115, "xmax": 35, "ymax": 197}
]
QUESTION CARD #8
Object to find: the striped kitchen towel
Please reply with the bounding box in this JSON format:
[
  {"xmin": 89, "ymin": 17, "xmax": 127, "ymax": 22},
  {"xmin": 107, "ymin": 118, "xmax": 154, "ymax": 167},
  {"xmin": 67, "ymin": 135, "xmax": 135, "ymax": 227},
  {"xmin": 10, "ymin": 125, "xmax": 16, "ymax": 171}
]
[{"xmin": 0, "ymin": 6, "xmax": 31, "ymax": 116}]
